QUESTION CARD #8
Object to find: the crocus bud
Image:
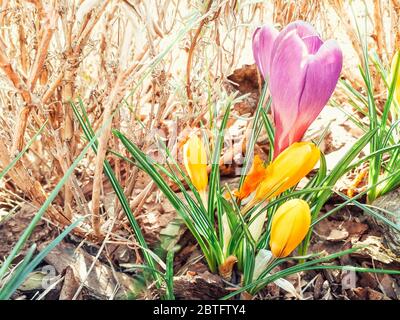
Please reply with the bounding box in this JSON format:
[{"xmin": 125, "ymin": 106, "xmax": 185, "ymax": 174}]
[
  {"xmin": 183, "ymin": 135, "xmax": 208, "ymax": 193},
  {"xmin": 235, "ymin": 155, "xmax": 267, "ymax": 200},
  {"xmin": 270, "ymin": 199, "xmax": 311, "ymax": 258},
  {"xmin": 254, "ymin": 141, "xmax": 320, "ymax": 202}
]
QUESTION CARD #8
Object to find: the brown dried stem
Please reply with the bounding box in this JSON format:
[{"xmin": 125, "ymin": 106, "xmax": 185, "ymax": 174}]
[{"xmin": 186, "ymin": 0, "xmax": 213, "ymax": 108}]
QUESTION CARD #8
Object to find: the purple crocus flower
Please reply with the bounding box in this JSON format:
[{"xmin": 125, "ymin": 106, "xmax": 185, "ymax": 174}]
[{"xmin": 253, "ymin": 21, "xmax": 343, "ymax": 157}]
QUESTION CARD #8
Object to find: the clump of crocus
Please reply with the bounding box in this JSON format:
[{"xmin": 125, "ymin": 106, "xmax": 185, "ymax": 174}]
[
  {"xmin": 244, "ymin": 142, "xmax": 319, "ymax": 242},
  {"xmin": 253, "ymin": 21, "xmax": 343, "ymax": 156},
  {"xmin": 269, "ymin": 199, "xmax": 311, "ymax": 258},
  {"xmin": 183, "ymin": 135, "xmax": 208, "ymax": 202}
]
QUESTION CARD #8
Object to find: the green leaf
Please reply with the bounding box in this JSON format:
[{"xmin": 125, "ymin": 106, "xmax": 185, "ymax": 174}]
[
  {"xmin": 208, "ymin": 103, "xmax": 231, "ymax": 222},
  {"xmin": 72, "ymin": 102, "xmax": 163, "ymax": 286},
  {"xmin": 0, "ymin": 121, "xmax": 47, "ymax": 181}
]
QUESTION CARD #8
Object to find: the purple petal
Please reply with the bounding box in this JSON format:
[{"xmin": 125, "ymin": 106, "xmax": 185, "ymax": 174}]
[
  {"xmin": 252, "ymin": 25, "xmax": 279, "ymax": 79},
  {"xmin": 270, "ymin": 30, "xmax": 309, "ymax": 156},
  {"xmin": 301, "ymin": 35, "xmax": 323, "ymax": 54},
  {"xmin": 271, "ymin": 20, "xmax": 322, "ymax": 59},
  {"xmin": 296, "ymin": 40, "xmax": 343, "ymax": 134}
]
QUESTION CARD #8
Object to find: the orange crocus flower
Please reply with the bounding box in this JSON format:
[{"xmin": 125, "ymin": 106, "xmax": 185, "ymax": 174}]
[{"xmin": 235, "ymin": 155, "xmax": 267, "ymax": 200}]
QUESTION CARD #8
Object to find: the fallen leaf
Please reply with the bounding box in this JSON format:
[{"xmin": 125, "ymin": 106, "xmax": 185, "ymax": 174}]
[
  {"xmin": 19, "ymin": 271, "xmax": 47, "ymax": 291},
  {"xmin": 227, "ymin": 64, "xmax": 260, "ymax": 95},
  {"xmin": 352, "ymin": 236, "xmax": 400, "ymax": 264},
  {"xmin": 327, "ymin": 229, "xmax": 349, "ymax": 242},
  {"xmin": 159, "ymin": 216, "xmax": 185, "ymax": 252},
  {"xmin": 38, "ymin": 242, "xmax": 136, "ymax": 299}
]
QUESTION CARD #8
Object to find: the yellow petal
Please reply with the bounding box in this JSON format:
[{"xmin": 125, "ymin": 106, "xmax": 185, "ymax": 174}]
[
  {"xmin": 183, "ymin": 135, "xmax": 208, "ymax": 192},
  {"xmin": 255, "ymin": 142, "xmax": 320, "ymax": 201},
  {"xmin": 390, "ymin": 51, "xmax": 400, "ymax": 109},
  {"xmin": 236, "ymin": 155, "xmax": 267, "ymax": 200},
  {"xmin": 270, "ymin": 199, "xmax": 311, "ymax": 258}
]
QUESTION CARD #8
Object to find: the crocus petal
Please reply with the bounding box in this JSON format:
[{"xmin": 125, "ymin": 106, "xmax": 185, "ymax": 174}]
[
  {"xmin": 252, "ymin": 25, "xmax": 279, "ymax": 79},
  {"xmin": 183, "ymin": 135, "xmax": 208, "ymax": 192},
  {"xmin": 270, "ymin": 199, "xmax": 311, "ymax": 258},
  {"xmin": 270, "ymin": 30, "xmax": 308, "ymax": 156},
  {"xmin": 270, "ymin": 20, "xmax": 321, "ymax": 59},
  {"xmin": 255, "ymin": 142, "xmax": 320, "ymax": 202},
  {"xmin": 296, "ymin": 39, "xmax": 343, "ymax": 137},
  {"xmin": 235, "ymin": 155, "xmax": 267, "ymax": 200},
  {"xmin": 301, "ymin": 35, "xmax": 324, "ymax": 54}
]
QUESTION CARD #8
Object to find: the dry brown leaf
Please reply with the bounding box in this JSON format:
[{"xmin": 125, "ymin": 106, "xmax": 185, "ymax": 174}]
[{"xmin": 352, "ymin": 236, "xmax": 400, "ymax": 264}]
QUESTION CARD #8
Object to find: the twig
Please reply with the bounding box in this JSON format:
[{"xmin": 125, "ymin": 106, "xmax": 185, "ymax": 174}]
[
  {"xmin": 186, "ymin": 0, "xmax": 213, "ymax": 108},
  {"xmin": 373, "ymin": 0, "xmax": 385, "ymax": 61}
]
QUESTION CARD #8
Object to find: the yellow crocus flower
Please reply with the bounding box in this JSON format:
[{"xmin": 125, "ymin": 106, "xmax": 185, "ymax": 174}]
[
  {"xmin": 183, "ymin": 135, "xmax": 208, "ymax": 195},
  {"xmin": 254, "ymin": 141, "xmax": 320, "ymax": 202},
  {"xmin": 269, "ymin": 199, "xmax": 311, "ymax": 258}
]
